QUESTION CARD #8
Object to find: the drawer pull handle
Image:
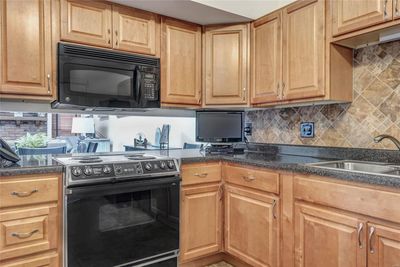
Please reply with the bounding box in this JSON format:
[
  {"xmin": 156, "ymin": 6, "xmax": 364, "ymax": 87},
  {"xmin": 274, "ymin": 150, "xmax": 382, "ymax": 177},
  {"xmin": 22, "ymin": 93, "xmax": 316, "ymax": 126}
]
[
  {"xmin": 11, "ymin": 229, "xmax": 39, "ymax": 239},
  {"xmin": 11, "ymin": 189, "xmax": 38, "ymax": 197},
  {"xmin": 369, "ymin": 226, "xmax": 376, "ymax": 254},
  {"xmin": 242, "ymin": 175, "xmax": 256, "ymax": 182},
  {"xmin": 272, "ymin": 199, "xmax": 277, "ymax": 219},
  {"xmin": 357, "ymin": 222, "xmax": 364, "ymax": 248},
  {"xmin": 194, "ymin": 173, "xmax": 208, "ymax": 178}
]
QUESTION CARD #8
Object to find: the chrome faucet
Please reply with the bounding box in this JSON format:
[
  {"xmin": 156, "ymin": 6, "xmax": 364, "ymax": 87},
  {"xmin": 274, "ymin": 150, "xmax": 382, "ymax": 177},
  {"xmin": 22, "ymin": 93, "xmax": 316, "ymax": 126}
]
[{"xmin": 374, "ymin": 134, "xmax": 400, "ymax": 150}]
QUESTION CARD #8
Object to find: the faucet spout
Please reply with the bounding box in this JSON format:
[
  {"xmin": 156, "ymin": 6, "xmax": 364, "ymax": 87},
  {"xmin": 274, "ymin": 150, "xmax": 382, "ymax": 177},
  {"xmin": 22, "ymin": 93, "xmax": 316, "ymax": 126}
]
[{"xmin": 374, "ymin": 134, "xmax": 400, "ymax": 150}]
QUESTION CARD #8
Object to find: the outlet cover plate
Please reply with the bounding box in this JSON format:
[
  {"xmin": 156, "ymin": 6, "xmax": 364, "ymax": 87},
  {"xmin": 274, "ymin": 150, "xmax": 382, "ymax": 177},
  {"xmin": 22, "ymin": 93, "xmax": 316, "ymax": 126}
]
[{"xmin": 300, "ymin": 122, "xmax": 314, "ymax": 138}]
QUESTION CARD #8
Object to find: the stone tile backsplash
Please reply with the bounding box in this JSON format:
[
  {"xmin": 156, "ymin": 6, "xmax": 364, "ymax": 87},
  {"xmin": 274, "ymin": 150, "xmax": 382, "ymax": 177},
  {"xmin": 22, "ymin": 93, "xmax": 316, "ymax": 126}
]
[{"xmin": 245, "ymin": 41, "xmax": 400, "ymax": 150}]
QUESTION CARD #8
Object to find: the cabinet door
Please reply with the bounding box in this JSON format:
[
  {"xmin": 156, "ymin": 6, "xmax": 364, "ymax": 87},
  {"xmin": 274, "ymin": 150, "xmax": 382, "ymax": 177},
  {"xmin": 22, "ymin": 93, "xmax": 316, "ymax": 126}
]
[
  {"xmin": 225, "ymin": 185, "xmax": 279, "ymax": 267},
  {"xmin": 251, "ymin": 11, "xmax": 282, "ymax": 104},
  {"xmin": 204, "ymin": 24, "xmax": 249, "ymax": 106},
  {"xmin": 282, "ymin": 0, "xmax": 325, "ymax": 101},
  {"xmin": 180, "ymin": 184, "xmax": 222, "ymax": 262},
  {"xmin": 60, "ymin": 0, "xmax": 112, "ymax": 48},
  {"xmin": 395, "ymin": 0, "xmax": 400, "ymax": 19},
  {"xmin": 0, "ymin": 0, "xmax": 52, "ymax": 97},
  {"xmin": 294, "ymin": 203, "xmax": 366, "ymax": 267},
  {"xmin": 368, "ymin": 223, "xmax": 400, "ymax": 267},
  {"xmin": 0, "ymin": 252, "xmax": 58, "ymax": 267},
  {"xmin": 332, "ymin": 0, "xmax": 392, "ymax": 36},
  {"xmin": 112, "ymin": 5, "xmax": 159, "ymax": 55},
  {"xmin": 161, "ymin": 18, "xmax": 202, "ymax": 106}
]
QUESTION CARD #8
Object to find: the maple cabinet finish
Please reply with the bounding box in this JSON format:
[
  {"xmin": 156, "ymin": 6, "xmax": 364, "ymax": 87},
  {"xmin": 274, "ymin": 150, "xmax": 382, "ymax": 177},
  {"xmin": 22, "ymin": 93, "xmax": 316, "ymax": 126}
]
[
  {"xmin": 180, "ymin": 184, "xmax": 223, "ymax": 262},
  {"xmin": 367, "ymin": 223, "xmax": 400, "ymax": 267},
  {"xmin": 294, "ymin": 203, "xmax": 366, "ymax": 267},
  {"xmin": 0, "ymin": 173, "xmax": 61, "ymax": 266},
  {"xmin": 161, "ymin": 17, "xmax": 202, "ymax": 106},
  {"xmin": 204, "ymin": 24, "xmax": 249, "ymax": 106},
  {"xmin": 0, "ymin": 0, "xmax": 53, "ymax": 98},
  {"xmin": 282, "ymin": 0, "xmax": 325, "ymax": 101},
  {"xmin": 224, "ymin": 185, "xmax": 279, "ymax": 267},
  {"xmin": 61, "ymin": 0, "xmax": 159, "ymax": 55},
  {"xmin": 332, "ymin": 0, "xmax": 393, "ymax": 37},
  {"xmin": 112, "ymin": 5, "xmax": 159, "ymax": 55},
  {"xmin": 181, "ymin": 162, "xmax": 221, "ymax": 186},
  {"xmin": 60, "ymin": 0, "xmax": 112, "ymax": 48},
  {"xmin": 251, "ymin": 11, "xmax": 282, "ymax": 104}
]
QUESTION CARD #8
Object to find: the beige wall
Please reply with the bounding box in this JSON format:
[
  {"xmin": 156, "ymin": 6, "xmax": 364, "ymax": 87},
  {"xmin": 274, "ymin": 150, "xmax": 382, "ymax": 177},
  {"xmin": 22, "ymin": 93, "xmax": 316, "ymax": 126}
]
[{"xmin": 246, "ymin": 41, "xmax": 400, "ymax": 150}]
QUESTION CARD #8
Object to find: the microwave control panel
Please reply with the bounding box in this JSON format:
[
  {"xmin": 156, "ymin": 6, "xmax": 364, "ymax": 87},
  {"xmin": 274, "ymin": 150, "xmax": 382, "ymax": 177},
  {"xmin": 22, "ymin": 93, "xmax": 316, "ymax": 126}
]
[{"xmin": 142, "ymin": 72, "xmax": 159, "ymax": 101}]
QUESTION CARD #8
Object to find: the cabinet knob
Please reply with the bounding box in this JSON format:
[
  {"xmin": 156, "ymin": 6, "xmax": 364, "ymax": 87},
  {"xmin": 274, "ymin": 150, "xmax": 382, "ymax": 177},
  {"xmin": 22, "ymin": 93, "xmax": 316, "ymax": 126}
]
[
  {"xmin": 11, "ymin": 229, "xmax": 39, "ymax": 239},
  {"xmin": 47, "ymin": 74, "xmax": 51, "ymax": 94},
  {"xmin": 368, "ymin": 226, "xmax": 376, "ymax": 254},
  {"xmin": 11, "ymin": 189, "xmax": 38, "ymax": 197}
]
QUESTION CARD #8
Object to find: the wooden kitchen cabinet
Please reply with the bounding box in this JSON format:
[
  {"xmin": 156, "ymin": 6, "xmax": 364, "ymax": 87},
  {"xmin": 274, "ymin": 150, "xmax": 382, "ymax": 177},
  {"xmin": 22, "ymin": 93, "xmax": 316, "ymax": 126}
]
[
  {"xmin": 224, "ymin": 185, "xmax": 279, "ymax": 267},
  {"xmin": 282, "ymin": 0, "xmax": 325, "ymax": 101},
  {"xmin": 251, "ymin": 11, "xmax": 282, "ymax": 104},
  {"xmin": 367, "ymin": 223, "xmax": 400, "ymax": 267},
  {"xmin": 180, "ymin": 183, "xmax": 223, "ymax": 262},
  {"xmin": 332, "ymin": 0, "xmax": 392, "ymax": 37},
  {"xmin": 0, "ymin": 0, "xmax": 53, "ymax": 98},
  {"xmin": 112, "ymin": 5, "xmax": 160, "ymax": 55},
  {"xmin": 204, "ymin": 24, "xmax": 249, "ymax": 106},
  {"xmin": 294, "ymin": 203, "xmax": 366, "ymax": 267},
  {"xmin": 61, "ymin": 0, "xmax": 159, "ymax": 55},
  {"xmin": 60, "ymin": 0, "xmax": 112, "ymax": 48},
  {"xmin": 161, "ymin": 17, "xmax": 202, "ymax": 107}
]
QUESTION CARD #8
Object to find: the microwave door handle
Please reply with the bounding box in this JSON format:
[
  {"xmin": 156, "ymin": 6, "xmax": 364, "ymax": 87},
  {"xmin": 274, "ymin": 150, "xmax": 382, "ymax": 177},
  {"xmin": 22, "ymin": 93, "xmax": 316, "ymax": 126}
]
[{"xmin": 135, "ymin": 68, "xmax": 141, "ymax": 102}]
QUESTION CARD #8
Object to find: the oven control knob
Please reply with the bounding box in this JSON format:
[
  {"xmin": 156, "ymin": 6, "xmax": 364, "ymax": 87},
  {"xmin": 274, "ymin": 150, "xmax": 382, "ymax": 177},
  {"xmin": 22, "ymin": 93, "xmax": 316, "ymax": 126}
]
[
  {"xmin": 103, "ymin": 166, "xmax": 112, "ymax": 174},
  {"xmin": 160, "ymin": 161, "xmax": 166, "ymax": 169},
  {"xmin": 115, "ymin": 166, "xmax": 122, "ymax": 174},
  {"xmin": 72, "ymin": 167, "xmax": 82, "ymax": 176},
  {"xmin": 167, "ymin": 161, "xmax": 175, "ymax": 169},
  {"xmin": 145, "ymin": 162, "xmax": 152, "ymax": 171},
  {"xmin": 83, "ymin": 166, "xmax": 93, "ymax": 176}
]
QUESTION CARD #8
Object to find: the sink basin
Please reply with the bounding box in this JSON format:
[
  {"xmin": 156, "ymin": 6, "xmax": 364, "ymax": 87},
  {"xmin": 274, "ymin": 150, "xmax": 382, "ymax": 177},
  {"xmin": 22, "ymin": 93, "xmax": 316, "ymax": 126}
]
[{"xmin": 307, "ymin": 160, "xmax": 400, "ymax": 177}]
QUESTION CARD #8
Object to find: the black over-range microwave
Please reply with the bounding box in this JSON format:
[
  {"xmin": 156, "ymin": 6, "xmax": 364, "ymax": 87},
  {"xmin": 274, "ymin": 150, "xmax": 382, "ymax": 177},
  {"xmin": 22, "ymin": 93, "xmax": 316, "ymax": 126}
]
[{"xmin": 52, "ymin": 43, "xmax": 160, "ymax": 110}]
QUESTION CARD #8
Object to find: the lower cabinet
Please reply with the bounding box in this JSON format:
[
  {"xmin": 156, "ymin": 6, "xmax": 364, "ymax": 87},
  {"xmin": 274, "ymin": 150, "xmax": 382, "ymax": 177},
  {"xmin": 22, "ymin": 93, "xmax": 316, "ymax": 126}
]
[
  {"xmin": 180, "ymin": 183, "xmax": 223, "ymax": 262},
  {"xmin": 0, "ymin": 252, "xmax": 58, "ymax": 267},
  {"xmin": 224, "ymin": 185, "xmax": 279, "ymax": 267},
  {"xmin": 294, "ymin": 203, "xmax": 366, "ymax": 267},
  {"xmin": 367, "ymin": 223, "xmax": 400, "ymax": 267}
]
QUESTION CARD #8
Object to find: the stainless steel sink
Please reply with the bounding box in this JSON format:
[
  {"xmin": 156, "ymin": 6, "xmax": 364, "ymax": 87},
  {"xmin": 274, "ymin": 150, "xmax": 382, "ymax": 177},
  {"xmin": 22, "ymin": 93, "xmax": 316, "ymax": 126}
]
[{"xmin": 307, "ymin": 160, "xmax": 400, "ymax": 177}]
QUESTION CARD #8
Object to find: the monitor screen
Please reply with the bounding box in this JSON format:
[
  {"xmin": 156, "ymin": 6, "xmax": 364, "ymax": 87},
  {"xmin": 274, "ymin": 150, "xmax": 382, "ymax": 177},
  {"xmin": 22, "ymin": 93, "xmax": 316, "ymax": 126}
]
[{"xmin": 196, "ymin": 111, "xmax": 244, "ymax": 143}]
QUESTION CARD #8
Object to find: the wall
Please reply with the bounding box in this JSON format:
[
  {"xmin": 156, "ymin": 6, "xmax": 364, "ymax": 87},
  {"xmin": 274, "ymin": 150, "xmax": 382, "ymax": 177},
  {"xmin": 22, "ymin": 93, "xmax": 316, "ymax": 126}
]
[
  {"xmin": 246, "ymin": 41, "xmax": 400, "ymax": 150},
  {"xmin": 107, "ymin": 116, "xmax": 196, "ymax": 151}
]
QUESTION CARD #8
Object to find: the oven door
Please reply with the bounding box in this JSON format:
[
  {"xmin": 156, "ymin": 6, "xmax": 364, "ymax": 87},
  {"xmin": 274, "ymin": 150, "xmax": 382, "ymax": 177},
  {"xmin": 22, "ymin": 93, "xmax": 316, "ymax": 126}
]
[
  {"xmin": 58, "ymin": 55, "xmax": 140, "ymax": 109},
  {"xmin": 65, "ymin": 177, "xmax": 180, "ymax": 267}
]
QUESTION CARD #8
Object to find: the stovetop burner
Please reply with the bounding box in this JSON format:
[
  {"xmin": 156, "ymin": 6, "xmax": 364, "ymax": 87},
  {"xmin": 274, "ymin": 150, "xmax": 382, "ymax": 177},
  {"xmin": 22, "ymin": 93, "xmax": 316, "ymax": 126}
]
[
  {"xmin": 126, "ymin": 155, "xmax": 157, "ymax": 160},
  {"xmin": 72, "ymin": 156, "xmax": 101, "ymax": 161}
]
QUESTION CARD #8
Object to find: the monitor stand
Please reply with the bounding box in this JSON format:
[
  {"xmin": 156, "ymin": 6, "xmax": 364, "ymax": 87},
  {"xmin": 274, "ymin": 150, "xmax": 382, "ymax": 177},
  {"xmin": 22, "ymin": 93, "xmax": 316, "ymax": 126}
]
[{"xmin": 205, "ymin": 144, "xmax": 244, "ymax": 155}]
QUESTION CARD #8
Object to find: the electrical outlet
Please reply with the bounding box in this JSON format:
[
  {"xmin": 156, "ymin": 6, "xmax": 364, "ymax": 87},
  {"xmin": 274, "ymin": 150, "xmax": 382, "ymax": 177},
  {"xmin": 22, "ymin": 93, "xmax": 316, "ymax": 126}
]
[
  {"xmin": 244, "ymin": 122, "xmax": 252, "ymax": 136},
  {"xmin": 300, "ymin": 122, "xmax": 314, "ymax": 138}
]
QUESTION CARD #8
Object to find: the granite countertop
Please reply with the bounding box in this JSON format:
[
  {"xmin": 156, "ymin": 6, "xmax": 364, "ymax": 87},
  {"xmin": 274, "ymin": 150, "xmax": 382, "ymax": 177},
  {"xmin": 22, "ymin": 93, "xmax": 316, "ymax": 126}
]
[
  {"xmin": 0, "ymin": 154, "xmax": 64, "ymax": 177},
  {"xmin": 146, "ymin": 148, "xmax": 400, "ymax": 189},
  {"xmin": 1, "ymin": 144, "xmax": 400, "ymax": 189}
]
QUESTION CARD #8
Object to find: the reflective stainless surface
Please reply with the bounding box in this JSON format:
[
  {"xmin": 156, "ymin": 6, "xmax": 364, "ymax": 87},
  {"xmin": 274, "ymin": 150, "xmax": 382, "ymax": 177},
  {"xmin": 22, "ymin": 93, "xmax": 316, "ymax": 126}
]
[{"xmin": 307, "ymin": 160, "xmax": 400, "ymax": 177}]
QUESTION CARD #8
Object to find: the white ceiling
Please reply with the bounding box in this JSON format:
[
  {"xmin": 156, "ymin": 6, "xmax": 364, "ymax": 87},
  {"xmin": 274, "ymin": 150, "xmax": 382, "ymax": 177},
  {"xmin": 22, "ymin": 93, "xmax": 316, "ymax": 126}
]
[{"xmin": 110, "ymin": 0, "xmax": 296, "ymax": 25}]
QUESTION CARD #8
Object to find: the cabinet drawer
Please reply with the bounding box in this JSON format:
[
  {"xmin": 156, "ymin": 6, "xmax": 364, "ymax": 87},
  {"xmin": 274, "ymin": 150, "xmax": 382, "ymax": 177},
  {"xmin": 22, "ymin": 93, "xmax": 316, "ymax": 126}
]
[
  {"xmin": 0, "ymin": 252, "xmax": 58, "ymax": 267},
  {"xmin": 0, "ymin": 205, "xmax": 58, "ymax": 261},
  {"xmin": 181, "ymin": 163, "xmax": 221, "ymax": 186},
  {"xmin": 223, "ymin": 164, "xmax": 279, "ymax": 194},
  {"xmin": 0, "ymin": 176, "xmax": 59, "ymax": 209}
]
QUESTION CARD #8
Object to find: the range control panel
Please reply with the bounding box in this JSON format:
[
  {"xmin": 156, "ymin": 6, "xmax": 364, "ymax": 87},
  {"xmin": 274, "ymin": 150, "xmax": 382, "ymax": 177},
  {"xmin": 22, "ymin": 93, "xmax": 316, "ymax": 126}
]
[{"xmin": 69, "ymin": 160, "xmax": 177, "ymax": 181}]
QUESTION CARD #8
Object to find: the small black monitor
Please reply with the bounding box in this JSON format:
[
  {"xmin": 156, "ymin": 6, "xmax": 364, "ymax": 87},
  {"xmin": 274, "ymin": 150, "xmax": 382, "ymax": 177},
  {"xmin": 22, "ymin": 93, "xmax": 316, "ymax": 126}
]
[{"xmin": 196, "ymin": 111, "xmax": 244, "ymax": 143}]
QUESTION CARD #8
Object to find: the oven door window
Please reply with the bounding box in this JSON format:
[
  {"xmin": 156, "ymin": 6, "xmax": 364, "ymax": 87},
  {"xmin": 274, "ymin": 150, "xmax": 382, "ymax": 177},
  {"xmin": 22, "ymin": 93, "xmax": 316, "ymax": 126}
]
[
  {"xmin": 64, "ymin": 64, "xmax": 134, "ymax": 97},
  {"xmin": 67, "ymin": 181, "xmax": 179, "ymax": 267}
]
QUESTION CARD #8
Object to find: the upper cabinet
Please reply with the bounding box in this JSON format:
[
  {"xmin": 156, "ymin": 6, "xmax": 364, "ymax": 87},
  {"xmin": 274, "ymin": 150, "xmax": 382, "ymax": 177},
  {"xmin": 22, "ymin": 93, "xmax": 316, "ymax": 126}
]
[
  {"xmin": 61, "ymin": 0, "xmax": 160, "ymax": 56},
  {"xmin": 161, "ymin": 17, "xmax": 202, "ymax": 107},
  {"xmin": 0, "ymin": 0, "xmax": 54, "ymax": 98},
  {"xmin": 251, "ymin": 11, "xmax": 282, "ymax": 104},
  {"xmin": 112, "ymin": 5, "xmax": 159, "ymax": 55},
  {"xmin": 61, "ymin": 0, "xmax": 112, "ymax": 48},
  {"xmin": 204, "ymin": 24, "xmax": 249, "ymax": 106},
  {"xmin": 282, "ymin": 0, "xmax": 325, "ymax": 100},
  {"xmin": 332, "ymin": 0, "xmax": 392, "ymax": 37}
]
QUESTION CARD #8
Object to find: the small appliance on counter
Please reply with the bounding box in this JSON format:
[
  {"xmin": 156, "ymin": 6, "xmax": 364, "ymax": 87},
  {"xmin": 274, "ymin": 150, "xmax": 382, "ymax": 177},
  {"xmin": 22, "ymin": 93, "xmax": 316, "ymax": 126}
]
[
  {"xmin": 53, "ymin": 43, "xmax": 160, "ymax": 111},
  {"xmin": 0, "ymin": 138, "xmax": 20, "ymax": 167},
  {"xmin": 196, "ymin": 111, "xmax": 245, "ymax": 154},
  {"xmin": 55, "ymin": 153, "xmax": 180, "ymax": 267}
]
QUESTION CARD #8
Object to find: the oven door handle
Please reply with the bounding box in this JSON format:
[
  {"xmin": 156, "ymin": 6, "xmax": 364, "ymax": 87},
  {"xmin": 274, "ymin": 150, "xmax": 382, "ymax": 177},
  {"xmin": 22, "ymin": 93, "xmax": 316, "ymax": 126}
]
[{"xmin": 66, "ymin": 176, "xmax": 181, "ymax": 198}]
